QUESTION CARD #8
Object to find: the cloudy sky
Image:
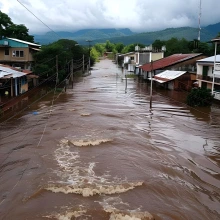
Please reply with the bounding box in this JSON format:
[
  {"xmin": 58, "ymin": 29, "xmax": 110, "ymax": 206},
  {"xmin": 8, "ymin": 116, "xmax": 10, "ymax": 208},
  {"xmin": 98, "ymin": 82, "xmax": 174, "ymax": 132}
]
[{"xmin": 0, "ymin": 0, "xmax": 220, "ymax": 34}]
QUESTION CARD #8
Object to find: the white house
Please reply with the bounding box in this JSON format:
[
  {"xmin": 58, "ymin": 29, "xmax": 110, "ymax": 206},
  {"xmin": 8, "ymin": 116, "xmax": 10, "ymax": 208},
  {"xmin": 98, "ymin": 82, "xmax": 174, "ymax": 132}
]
[
  {"xmin": 196, "ymin": 55, "xmax": 220, "ymax": 100},
  {"xmin": 119, "ymin": 47, "xmax": 164, "ymax": 74}
]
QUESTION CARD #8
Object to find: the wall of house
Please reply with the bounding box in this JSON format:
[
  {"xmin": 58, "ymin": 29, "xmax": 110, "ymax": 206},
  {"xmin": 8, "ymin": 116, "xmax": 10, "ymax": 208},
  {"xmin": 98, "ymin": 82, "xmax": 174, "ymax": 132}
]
[
  {"xmin": 170, "ymin": 55, "xmax": 206, "ymax": 72},
  {"xmin": 168, "ymin": 81, "xmax": 174, "ymax": 90},
  {"xmin": 173, "ymin": 73, "xmax": 192, "ymax": 91},
  {"xmin": 139, "ymin": 53, "xmax": 150, "ymax": 65},
  {"xmin": 0, "ymin": 48, "xmax": 31, "ymax": 62},
  {"xmin": 151, "ymin": 52, "xmax": 164, "ymax": 61},
  {"xmin": 197, "ymin": 63, "xmax": 213, "ymax": 77}
]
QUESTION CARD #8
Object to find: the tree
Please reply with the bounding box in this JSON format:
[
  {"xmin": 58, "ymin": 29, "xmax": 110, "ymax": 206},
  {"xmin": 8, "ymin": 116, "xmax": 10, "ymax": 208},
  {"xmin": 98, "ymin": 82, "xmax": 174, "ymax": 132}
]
[
  {"xmin": 90, "ymin": 47, "xmax": 100, "ymax": 62},
  {"xmin": 0, "ymin": 11, "xmax": 13, "ymax": 39},
  {"xmin": 33, "ymin": 39, "xmax": 85, "ymax": 81},
  {"xmin": 187, "ymin": 88, "xmax": 214, "ymax": 107},
  {"xmin": 121, "ymin": 44, "xmax": 136, "ymax": 54},
  {"xmin": 94, "ymin": 43, "xmax": 105, "ymax": 56},
  {"xmin": 115, "ymin": 43, "xmax": 124, "ymax": 53},
  {"xmin": 105, "ymin": 40, "xmax": 115, "ymax": 52},
  {"xmin": 0, "ymin": 10, "xmax": 34, "ymax": 42},
  {"xmin": 152, "ymin": 39, "xmax": 165, "ymax": 50},
  {"xmin": 165, "ymin": 37, "xmax": 191, "ymax": 56}
]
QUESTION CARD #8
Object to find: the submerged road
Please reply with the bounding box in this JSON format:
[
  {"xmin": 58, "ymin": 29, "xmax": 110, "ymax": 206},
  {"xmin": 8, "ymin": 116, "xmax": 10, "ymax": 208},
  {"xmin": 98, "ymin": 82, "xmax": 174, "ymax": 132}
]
[{"xmin": 0, "ymin": 59, "xmax": 220, "ymax": 220}]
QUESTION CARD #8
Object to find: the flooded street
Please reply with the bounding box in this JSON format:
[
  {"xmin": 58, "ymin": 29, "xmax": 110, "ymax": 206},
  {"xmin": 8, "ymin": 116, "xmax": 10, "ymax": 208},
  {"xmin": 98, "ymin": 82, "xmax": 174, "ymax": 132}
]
[{"xmin": 0, "ymin": 59, "xmax": 220, "ymax": 220}]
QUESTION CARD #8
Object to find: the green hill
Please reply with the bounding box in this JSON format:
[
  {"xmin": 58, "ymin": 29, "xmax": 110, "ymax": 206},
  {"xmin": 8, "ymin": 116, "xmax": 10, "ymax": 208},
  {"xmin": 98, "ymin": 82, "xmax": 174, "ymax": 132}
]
[
  {"xmin": 34, "ymin": 28, "xmax": 134, "ymax": 45},
  {"xmin": 34, "ymin": 22, "xmax": 220, "ymax": 45},
  {"xmin": 92, "ymin": 27, "xmax": 216, "ymax": 45}
]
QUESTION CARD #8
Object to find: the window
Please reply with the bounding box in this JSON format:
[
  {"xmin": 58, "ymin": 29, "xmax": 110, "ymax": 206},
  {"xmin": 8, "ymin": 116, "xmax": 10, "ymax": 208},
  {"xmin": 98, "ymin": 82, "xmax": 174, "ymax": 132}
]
[
  {"xmin": 5, "ymin": 49, "xmax": 9, "ymax": 56},
  {"xmin": 20, "ymin": 51, "xmax": 24, "ymax": 57},
  {"xmin": 12, "ymin": 50, "xmax": 24, "ymax": 57}
]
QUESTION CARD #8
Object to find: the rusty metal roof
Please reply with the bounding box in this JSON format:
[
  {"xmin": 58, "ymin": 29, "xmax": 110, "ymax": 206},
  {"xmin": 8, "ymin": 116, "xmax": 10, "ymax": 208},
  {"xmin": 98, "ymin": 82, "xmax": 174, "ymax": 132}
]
[
  {"xmin": 140, "ymin": 53, "xmax": 202, "ymax": 72},
  {"xmin": 0, "ymin": 64, "xmax": 28, "ymax": 79}
]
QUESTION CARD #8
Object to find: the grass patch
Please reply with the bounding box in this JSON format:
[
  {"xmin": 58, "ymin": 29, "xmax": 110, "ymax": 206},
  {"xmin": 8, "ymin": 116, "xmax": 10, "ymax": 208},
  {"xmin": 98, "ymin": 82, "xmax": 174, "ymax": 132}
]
[{"xmin": 125, "ymin": 74, "xmax": 137, "ymax": 78}]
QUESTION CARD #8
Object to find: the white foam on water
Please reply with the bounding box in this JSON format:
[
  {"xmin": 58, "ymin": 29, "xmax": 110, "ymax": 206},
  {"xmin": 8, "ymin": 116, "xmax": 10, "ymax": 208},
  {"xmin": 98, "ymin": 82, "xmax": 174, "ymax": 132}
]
[
  {"xmin": 69, "ymin": 138, "xmax": 112, "ymax": 147},
  {"xmin": 108, "ymin": 210, "xmax": 153, "ymax": 220},
  {"xmin": 97, "ymin": 195, "xmax": 153, "ymax": 220},
  {"xmin": 46, "ymin": 181, "xmax": 143, "ymax": 197},
  {"xmin": 80, "ymin": 113, "xmax": 91, "ymax": 116},
  {"xmin": 67, "ymin": 108, "xmax": 75, "ymax": 111},
  {"xmin": 44, "ymin": 210, "xmax": 87, "ymax": 220},
  {"xmin": 45, "ymin": 138, "xmax": 143, "ymax": 197}
]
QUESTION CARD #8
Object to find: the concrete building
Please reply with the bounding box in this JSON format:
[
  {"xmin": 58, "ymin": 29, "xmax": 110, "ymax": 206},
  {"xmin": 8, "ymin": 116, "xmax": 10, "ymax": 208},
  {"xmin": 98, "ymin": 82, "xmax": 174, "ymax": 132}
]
[
  {"xmin": 196, "ymin": 55, "xmax": 220, "ymax": 100},
  {"xmin": 0, "ymin": 38, "xmax": 41, "ymax": 70}
]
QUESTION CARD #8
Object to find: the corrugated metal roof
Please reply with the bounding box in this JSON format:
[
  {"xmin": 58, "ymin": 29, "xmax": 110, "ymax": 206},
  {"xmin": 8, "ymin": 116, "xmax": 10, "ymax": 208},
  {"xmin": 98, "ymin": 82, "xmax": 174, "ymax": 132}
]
[
  {"xmin": 118, "ymin": 52, "xmax": 135, "ymax": 56},
  {"xmin": 140, "ymin": 53, "xmax": 202, "ymax": 72},
  {"xmin": 154, "ymin": 70, "xmax": 187, "ymax": 83},
  {"xmin": 0, "ymin": 65, "xmax": 26, "ymax": 79},
  {"xmin": 197, "ymin": 55, "xmax": 220, "ymax": 63},
  {"xmin": 7, "ymin": 37, "xmax": 41, "ymax": 47}
]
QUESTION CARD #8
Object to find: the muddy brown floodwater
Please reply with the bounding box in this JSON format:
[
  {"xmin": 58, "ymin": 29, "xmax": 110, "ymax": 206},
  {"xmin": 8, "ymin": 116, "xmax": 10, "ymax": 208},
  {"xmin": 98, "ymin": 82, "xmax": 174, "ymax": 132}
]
[{"xmin": 0, "ymin": 59, "xmax": 220, "ymax": 220}]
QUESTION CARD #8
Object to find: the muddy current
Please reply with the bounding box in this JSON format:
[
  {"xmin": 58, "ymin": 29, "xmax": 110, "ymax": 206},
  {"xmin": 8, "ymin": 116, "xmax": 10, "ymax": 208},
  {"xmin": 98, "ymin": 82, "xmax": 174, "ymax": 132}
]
[{"xmin": 0, "ymin": 59, "xmax": 220, "ymax": 220}]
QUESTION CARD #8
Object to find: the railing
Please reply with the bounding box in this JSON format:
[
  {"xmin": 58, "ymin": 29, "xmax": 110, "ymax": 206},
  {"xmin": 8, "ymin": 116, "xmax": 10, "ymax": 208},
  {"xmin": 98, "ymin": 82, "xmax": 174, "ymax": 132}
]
[{"xmin": 197, "ymin": 75, "xmax": 220, "ymax": 83}]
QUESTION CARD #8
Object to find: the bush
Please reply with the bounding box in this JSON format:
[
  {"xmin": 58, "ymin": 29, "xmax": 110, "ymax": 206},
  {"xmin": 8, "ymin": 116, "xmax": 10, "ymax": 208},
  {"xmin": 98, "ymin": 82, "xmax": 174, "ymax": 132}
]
[{"xmin": 187, "ymin": 88, "xmax": 214, "ymax": 107}]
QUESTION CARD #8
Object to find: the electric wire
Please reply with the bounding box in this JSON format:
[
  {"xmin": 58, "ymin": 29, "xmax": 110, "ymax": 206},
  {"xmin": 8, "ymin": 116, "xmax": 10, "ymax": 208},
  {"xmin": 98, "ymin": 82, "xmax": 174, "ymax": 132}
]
[{"xmin": 0, "ymin": 69, "xmax": 72, "ymax": 207}]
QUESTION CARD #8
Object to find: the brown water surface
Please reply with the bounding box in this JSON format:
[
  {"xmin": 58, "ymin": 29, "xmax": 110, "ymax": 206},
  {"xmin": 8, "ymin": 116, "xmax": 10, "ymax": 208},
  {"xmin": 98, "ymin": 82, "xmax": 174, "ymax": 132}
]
[{"xmin": 0, "ymin": 59, "xmax": 220, "ymax": 220}]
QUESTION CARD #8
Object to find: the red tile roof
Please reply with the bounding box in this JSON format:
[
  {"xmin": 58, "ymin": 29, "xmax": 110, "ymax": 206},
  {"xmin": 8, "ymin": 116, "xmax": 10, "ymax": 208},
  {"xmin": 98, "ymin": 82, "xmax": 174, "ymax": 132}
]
[{"xmin": 140, "ymin": 53, "xmax": 202, "ymax": 72}]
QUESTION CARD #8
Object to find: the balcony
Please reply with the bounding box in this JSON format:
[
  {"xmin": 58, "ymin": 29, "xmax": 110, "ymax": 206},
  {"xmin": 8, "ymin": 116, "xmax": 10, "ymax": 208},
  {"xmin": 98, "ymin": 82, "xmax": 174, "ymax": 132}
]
[{"xmin": 197, "ymin": 75, "xmax": 220, "ymax": 84}]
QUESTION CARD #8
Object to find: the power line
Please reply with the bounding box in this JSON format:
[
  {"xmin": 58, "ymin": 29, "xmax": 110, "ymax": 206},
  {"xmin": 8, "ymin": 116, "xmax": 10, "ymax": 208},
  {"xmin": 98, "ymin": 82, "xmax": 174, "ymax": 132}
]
[{"xmin": 17, "ymin": 0, "xmax": 60, "ymax": 40}]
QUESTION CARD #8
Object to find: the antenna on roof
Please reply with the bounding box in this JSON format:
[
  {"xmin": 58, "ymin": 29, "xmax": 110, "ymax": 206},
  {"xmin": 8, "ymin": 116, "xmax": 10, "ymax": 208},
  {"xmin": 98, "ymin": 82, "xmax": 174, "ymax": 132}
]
[{"xmin": 198, "ymin": 0, "xmax": 202, "ymax": 41}]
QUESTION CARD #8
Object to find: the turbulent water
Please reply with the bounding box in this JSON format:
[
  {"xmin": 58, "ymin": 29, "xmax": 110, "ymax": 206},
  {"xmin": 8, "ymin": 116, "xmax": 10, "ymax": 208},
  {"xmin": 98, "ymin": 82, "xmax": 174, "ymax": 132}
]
[{"xmin": 0, "ymin": 59, "xmax": 220, "ymax": 220}]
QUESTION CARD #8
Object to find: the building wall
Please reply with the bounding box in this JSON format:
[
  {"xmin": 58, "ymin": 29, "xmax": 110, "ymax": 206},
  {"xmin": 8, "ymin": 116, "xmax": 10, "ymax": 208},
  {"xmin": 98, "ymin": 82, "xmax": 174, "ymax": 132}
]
[
  {"xmin": 0, "ymin": 47, "xmax": 31, "ymax": 62},
  {"xmin": 197, "ymin": 63, "xmax": 213, "ymax": 77},
  {"xmin": 151, "ymin": 52, "xmax": 164, "ymax": 61},
  {"xmin": 170, "ymin": 55, "xmax": 206, "ymax": 72},
  {"xmin": 139, "ymin": 53, "xmax": 150, "ymax": 65}
]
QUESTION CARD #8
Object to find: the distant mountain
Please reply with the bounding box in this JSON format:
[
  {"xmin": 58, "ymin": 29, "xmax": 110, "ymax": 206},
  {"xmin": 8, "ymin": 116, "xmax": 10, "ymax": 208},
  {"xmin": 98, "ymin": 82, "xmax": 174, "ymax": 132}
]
[
  {"xmin": 92, "ymin": 27, "xmax": 216, "ymax": 45},
  {"xmin": 33, "ymin": 23, "xmax": 220, "ymax": 45},
  {"xmin": 203, "ymin": 22, "xmax": 220, "ymax": 36},
  {"xmin": 34, "ymin": 28, "xmax": 135, "ymax": 45}
]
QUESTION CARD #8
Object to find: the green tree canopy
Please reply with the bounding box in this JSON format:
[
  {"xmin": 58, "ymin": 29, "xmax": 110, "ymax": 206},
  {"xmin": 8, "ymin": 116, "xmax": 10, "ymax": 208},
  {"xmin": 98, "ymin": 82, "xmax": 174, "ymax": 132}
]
[
  {"xmin": 187, "ymin": 88, "xmax": 214, "ymax": 107},
  {"xmin": 33, "ymin": 39, "xmax": 86, "ymax": 80},
  {"xmin": 0, "ymin": 10, "xmax": 34, "ymax": 42}
]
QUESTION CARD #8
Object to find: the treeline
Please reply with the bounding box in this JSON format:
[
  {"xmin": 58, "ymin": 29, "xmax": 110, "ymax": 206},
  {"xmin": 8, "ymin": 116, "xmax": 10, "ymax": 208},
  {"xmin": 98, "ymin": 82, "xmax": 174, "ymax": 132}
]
[
  {"xmin": 33, "ymin": 39, "xmax": 91, "ymax": 81},
  {"xmin": 91, "ymin": 36, "xmax": 220, "ymax": 59}
]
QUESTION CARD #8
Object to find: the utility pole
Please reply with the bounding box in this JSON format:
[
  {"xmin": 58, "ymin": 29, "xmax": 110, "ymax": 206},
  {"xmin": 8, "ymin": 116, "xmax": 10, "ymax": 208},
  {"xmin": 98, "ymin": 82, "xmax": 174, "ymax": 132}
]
[
  {"xmin": 71, "ymin": 59, "xmax": 74, "ymax": 89},
  {"xmin": 10, "ymin": 77, "xmax": 13, "ymax": 97},
  {"xmin": 86, "ymin": 40, "xmax": 92, "ymax": 74},
  {"xmin": 83, "ymin": 54, "xmax": 85, "ymax": 73},
  {"xmin": 56, "ymin": 55, "xmax": 58, "ymax": 85},
  {"xmin": 198, "ymin": 0, "xmax": 202, "ymax": 41},
  {"xmin": 125, "ymin": 72, "xmax": 127, "ymax": 93},
  {"xmin": 211, "ymin": 39, "xmax": 220, "ymax": 94},
  {"xmin": 150, "ymin": 60, "xmax": 153, "ymax": 109}
]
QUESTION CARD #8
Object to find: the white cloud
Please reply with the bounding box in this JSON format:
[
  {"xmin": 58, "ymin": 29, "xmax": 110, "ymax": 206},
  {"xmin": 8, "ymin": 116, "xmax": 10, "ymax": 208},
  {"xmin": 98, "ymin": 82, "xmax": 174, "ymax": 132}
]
[{"xmin": 0, "ymin": 0, "xmax": 219, "ymax": 34}]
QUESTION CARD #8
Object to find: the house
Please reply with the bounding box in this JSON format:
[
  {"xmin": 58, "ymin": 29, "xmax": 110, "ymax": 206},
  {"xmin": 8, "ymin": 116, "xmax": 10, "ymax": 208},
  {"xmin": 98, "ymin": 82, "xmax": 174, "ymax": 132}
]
[
  {"xmin": 0, "ymin": 64, "xmax": 31, "ymax": 100},
  {"xmin": 118, "ymin": 45, "xmax": 165, "ymax": 73},
  {"xmin": 196, "ymin": 55, "xmax": 220, "ymax": 100},
  {"xmin": 140, "ymin": 54, "xmax": 206, "ymax": 87},
  {"xmin": 0, "ymin": 37, "xmax": 41, "ymax": 70},
  {"xmin": 152, "ymin": 70, "xmax": 192, "ymax": 90}
]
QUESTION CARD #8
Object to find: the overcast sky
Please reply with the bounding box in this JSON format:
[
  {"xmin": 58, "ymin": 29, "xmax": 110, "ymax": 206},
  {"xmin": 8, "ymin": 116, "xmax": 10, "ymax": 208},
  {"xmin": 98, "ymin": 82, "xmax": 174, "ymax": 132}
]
[{"xmin": 0, "ymin": 0, "xmax": 220, "ymax": 34}]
